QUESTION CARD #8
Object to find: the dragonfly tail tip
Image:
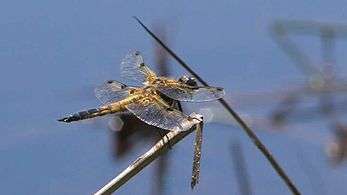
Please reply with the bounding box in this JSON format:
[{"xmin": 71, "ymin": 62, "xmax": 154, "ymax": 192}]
[{"xmin": 57, "ymin": 117, "xmax": 70, "ymax": 123}]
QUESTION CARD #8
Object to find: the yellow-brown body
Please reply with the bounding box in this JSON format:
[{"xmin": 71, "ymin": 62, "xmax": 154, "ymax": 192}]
[{"xmin": 58, "ymin": 91, "xmax": 145, "ymax": 123}]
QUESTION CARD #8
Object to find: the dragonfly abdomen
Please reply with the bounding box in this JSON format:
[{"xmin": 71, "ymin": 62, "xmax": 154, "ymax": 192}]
[
  {"xmin": 58, "ymin": 107, "xmax": 112, "ymax": 123},
  {"xmin": 58, "ymin": 94, "xmax": 139, "ymax": 123}
]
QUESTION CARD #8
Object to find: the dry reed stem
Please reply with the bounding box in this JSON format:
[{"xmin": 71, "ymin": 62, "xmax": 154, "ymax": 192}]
[{"xmin": 95, "ymin": 123, "xmax": 201, "ymax": 195}]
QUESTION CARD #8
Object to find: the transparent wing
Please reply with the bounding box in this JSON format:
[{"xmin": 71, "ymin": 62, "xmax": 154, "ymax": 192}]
[
  {"xmin": 125, "ymin": 95, "xmax": 192, "ymax": 131},
  {"xmin": 120, "ymin": 50, "xmax": 156, "ymax": 86},
  {"xmin": 94, "ymin": 80, "xmax": 132, "ymax": 104},
  {"xmin": 156, "ymin": 82, "xmax": 225, "ymax": 102}
]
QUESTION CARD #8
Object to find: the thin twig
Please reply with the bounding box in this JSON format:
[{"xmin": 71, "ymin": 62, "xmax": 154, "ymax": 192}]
[
  {"xmin": 133, "ymin": 16, "xmax": 301, "ymax": 195},
  {"xmin": 95, "ymin": 120, "xmax": 202, "ymax": 195}
]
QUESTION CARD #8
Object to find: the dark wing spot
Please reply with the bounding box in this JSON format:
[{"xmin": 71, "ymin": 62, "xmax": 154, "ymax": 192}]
[
  {"xmin": 120, "ymin": 84, "xmax": 126, "ymax": 89},
  {"xmin": 166, "ymin": 107, "xmax": 174, "ymax": 112}
]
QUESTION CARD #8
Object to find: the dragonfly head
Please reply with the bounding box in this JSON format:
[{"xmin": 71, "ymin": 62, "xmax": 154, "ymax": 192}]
[{"xmin": 178, "ymin": 75, "xmax": 198, "ymax": 87}]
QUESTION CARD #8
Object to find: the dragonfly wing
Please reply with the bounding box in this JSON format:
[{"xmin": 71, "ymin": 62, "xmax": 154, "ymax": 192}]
[
  {"xmin": 121, "ymin": 50, "xmax": 156, "ymax": 86},
  {"xmin": 156, "ymin": 82, "xmax": 225, "ymax": 102},
  {"xmin": 125, "ymin": 95, "xmax": 192, "ymax": 131},
  {"xmin": 94, "ymin": 80, "xmax": 133, "ymax": 104}
]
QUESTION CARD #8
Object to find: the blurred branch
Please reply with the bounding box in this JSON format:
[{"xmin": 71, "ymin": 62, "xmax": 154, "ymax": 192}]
[
  {"xmin": 270, "ymin": 21, "xmax": 320, "ymax": 76},
  {"xmin": 230, "ymin": 139, "xmax": 252, "ymax": 195},
  {"xmin": 273, "ymin": 19, "xmax": 347, "ymax": 37},
  {"xmin": 95, "ymin": 123, "xmax": 201, "ymax": 195},
  {"xmin": 271, "ymin": 19, "xmax": 343, "ymax": 77},
  {"xmin": 321, "ymin": 29, "xmax": 335, "ymax": 67},
  {"xmin": 152, "ymin": 25, "xmax": 170, "ymax": 195},
  {"xmin": 134, "ymin": 16, "xmax": 301, "ymax": 195}
]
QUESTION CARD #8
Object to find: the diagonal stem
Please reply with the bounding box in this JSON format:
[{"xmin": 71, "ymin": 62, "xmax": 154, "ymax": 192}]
[
  {"xmin": 94, "ymin": 126, "xmax": 197, "ymax": 195},
  {"xmin": 134, "ymin": 16, "xmax": 301, "ymax": 195}
]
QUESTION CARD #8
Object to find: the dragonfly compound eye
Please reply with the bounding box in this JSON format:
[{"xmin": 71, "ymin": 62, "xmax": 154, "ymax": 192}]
[{"xmin": 186, "ymin": 78, "xmax": 197, "ymax": 87}]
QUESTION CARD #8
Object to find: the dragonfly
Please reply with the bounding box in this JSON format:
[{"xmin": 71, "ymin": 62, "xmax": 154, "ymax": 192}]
[
  {"xmin": 59, "ymin": 50, "xmax": 224, "ymax": 189},
  {"xmin": 58, "ymin": 50, "xmax": 225, "ymax": 132}
]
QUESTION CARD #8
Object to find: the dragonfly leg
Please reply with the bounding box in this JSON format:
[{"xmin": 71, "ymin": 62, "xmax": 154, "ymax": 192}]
[{"xmin": 176, "ymin": 101, "xmax": 183, "ymax": 112}]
